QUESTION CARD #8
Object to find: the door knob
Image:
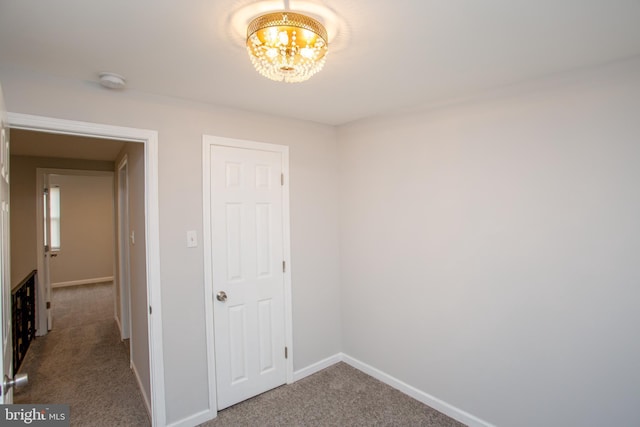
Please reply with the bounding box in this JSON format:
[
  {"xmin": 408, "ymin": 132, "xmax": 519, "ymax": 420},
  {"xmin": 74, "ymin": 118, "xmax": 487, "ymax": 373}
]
[
  {"xmin": 216, "ymin": 291, "xmax": 228, "ymax": 302},
  {"xmin": 2, "ymin": 373, "xmax": 28, "ymax": 396}
]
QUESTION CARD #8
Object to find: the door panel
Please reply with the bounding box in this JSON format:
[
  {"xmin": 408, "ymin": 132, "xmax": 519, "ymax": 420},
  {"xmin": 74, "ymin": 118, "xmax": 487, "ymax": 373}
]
[
  {"xmin": 257, "ymin": 299, "xmax": 274, "ymax": 373},
  {"xmin": 0, "ymin": 82, "xmax": 12, "ymax": 403},
  {"xmin": 211, "ymin": 145, "xmax": 286, "ymax": 410},
  {"xmin": 225, "ymin": 203, "xmax": 242, "ymax": 281},
  {"xmin": 228, "ymin": 305, "xmax": 247, "ymax": 384}
]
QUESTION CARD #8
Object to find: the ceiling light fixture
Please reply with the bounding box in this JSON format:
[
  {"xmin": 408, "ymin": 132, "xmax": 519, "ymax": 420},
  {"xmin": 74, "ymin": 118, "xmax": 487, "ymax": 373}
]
[{"xmin": 246, "ymin": 11, "xmax": 328, "ymax": 83}]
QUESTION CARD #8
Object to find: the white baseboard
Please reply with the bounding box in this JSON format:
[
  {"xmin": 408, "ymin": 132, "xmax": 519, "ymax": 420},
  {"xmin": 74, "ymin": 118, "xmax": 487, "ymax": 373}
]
[
  {"xmin": 131, "ymin": 360, "xmax": 152, "ymax": 420},
  {"xmin": 293, "ymin": 353, "xmax": 343, "ymax": 382},
  {"xmin": 179, "ymin": 353, "xmax": 492, "ymax": 427},
  {"xmin": 52, "ymin": 276, "xmax": 114, "ymax": 288},
  {"xmin": 341, "ymin": 353, "xmax": 495, "ymax": 427},
  {"xmin": 165, "ymin": 409, "xmax": 216, "ymax": 427}
]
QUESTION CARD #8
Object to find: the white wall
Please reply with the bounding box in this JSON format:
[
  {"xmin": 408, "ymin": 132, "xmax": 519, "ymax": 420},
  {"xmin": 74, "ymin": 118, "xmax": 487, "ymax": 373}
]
[
  {"xmin": 7, "ymin": 58, "xmax": 638, "ymax": 427},
  {"xmin": 0, "ymin": 69, "xmax": 341, "ymax": 425},
  {"xmin": 337, "ymin": 60, "xmax": 640, "ymax": 427},
  {"xmin": 49, "ymin": 173, "xmax": 114, "ymax": 285}
]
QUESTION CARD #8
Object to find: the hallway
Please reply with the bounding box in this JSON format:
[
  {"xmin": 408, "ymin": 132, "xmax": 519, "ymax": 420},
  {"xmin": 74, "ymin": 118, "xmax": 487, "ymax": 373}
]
[{"xmin": 14, "ymin": 282, "xmax": 150, "ymax": 426}]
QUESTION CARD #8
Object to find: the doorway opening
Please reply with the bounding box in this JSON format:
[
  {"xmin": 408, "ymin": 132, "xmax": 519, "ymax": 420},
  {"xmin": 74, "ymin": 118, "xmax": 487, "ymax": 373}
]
[
  {"xmin": 34, "ymin": 168, "xmax": 116, "ymax": 335},
  {"xmin": 6, "ymin": 113, "xmax": 165, "ymax": 426}
]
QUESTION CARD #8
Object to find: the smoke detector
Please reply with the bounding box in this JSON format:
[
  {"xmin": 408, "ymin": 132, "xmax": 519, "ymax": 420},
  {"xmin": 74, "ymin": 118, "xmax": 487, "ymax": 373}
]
[{"xmin": 99, "ymin": 72, "xmax": 126, "ymax": 90}]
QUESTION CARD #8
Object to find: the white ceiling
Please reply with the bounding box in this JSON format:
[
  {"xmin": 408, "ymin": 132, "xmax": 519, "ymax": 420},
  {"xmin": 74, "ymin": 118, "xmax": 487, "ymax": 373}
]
[{"xmin": 1, "ymin": 0, "xmax": 640, "ymax": 126}]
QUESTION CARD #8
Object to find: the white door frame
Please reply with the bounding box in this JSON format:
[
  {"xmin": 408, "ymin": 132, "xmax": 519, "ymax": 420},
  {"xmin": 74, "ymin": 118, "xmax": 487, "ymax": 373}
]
[
  {"xmin": 116, "ymin": 156, "xmax": 132, "ymax": 344},
  {"xmin": 7, "ymin": 112, "xmax": 166, "ymax": 427},
  {"xmin": 202, "ymin": 135, "xmax": 294, "ymax": 418},
  {"xmin": 35, "ymin": 168, "xmax": 114, "ymax": 335}
]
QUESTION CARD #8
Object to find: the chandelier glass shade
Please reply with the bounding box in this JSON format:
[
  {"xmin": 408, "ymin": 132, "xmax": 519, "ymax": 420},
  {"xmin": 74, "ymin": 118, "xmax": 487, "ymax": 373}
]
[{"xmin": 246, "ymin": 11, "xmax": 328, "ymax": 83}]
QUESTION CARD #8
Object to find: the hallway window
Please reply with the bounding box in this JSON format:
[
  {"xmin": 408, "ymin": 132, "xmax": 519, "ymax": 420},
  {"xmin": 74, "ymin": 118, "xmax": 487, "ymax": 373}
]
[{"xmin": 50, "ymin": 186, "xmax": 61, "ymax": 250}]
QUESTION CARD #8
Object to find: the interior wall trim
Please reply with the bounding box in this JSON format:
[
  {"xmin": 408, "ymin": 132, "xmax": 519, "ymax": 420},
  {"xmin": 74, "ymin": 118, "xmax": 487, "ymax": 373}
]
[
  {"xmin": 292, "ymin": 352, "xmax": 494, "ymax": 426},
  {"xmin": 341, "ymin": 353, "xmax": 496, "ymax": 427},
  {"xmin": 164, "ymin": 409, "xmax": 213, "ymax": 427},
  {"xmin": 292, "ymin": 353, "xmax": 342, "ymax": 382},
  {"xmin": 51, "ymin": 276, "xmax": 114, "ymax": 288}
]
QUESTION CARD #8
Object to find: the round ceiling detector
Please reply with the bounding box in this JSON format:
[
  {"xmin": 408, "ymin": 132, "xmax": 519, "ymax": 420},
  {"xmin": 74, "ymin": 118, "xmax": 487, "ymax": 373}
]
[{"xmin": 99, "ymin": 72, "xmax": 126, "ymax": 90}]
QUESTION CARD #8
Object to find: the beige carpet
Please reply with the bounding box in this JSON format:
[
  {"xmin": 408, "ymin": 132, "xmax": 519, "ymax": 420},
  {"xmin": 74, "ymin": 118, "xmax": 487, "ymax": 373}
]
[
  {"xmin": 200, "ymin": 362, "xmax": 466, "ymax": 427},
  {"xmin": 14, "ymin": 282, "xmax": 464, "ymax": 426},
  {"xmin": 13, "ymin": 282, "xmax": 150, "ymax": 427}
]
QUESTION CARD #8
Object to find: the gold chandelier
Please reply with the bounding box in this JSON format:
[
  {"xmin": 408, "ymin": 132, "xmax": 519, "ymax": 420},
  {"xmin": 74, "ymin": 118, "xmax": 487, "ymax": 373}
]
[{"xmin": 246, "ymin": 11, "xmax": 328, "ymax": 83}]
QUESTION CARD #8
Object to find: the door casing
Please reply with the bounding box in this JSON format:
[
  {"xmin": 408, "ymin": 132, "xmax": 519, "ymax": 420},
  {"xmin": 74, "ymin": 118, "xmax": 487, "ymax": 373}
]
[
  {"xmin": 116, "ymin": 156, "xmax": 132, "ymax": 345},
  {"xmin": 202, "ymin": 135, "xmax": 294, "ymax": 419}
]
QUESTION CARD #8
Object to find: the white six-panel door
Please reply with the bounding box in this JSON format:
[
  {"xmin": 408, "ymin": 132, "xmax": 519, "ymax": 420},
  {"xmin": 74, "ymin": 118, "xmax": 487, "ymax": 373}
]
[
  {"xmin": 209, "ymin": 143, "xmax": 287, "ymax": 410},
  {"xmin": 0, "ymin": 83, "xmax": 12, "ymax": 403}
]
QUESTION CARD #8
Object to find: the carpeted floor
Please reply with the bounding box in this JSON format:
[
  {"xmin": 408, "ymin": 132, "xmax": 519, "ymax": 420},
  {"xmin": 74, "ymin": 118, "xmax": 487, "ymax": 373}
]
[
  {"xmin": 13, "ymin": 282, "xmax": 150, "ymax": 427},
  {"xmin": 14, "ymin": 282, "xmax": 465, "ymax": 427},
  {"xmin": 200, "ymin": 362, "xmax": 466, "ymax": 427}
]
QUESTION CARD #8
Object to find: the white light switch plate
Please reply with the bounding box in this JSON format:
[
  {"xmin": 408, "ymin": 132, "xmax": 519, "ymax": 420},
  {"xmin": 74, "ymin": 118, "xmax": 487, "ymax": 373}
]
[{"xmin": 187, "ymin": 230, "xmax": 198, "ymax": 248}]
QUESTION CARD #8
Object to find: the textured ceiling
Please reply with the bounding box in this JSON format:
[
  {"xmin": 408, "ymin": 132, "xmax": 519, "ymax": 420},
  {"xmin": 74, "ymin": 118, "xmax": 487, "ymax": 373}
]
[{"xmin": 1, "ymin": 0, "xmax": 640, "ymax": 125}]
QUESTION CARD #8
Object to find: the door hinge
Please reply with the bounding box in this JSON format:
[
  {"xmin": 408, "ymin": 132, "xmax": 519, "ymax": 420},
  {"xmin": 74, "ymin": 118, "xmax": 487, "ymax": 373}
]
[
  {"xmin": 282, "ymin": 260, "xmax": 286, "ymax": 273},
  {"xmin": 149, "ymin": 306, "xmax": 152, "ymax": 315},
  {"xmin": 281, "ymin": 173, "xmax": 284, "ymax": 186},
  {"xmin": 43, "ymin": 187, "xmax": 49, "ymax": 195},
  {"xmin": 46, "ymin": 301, "xmax": 51, "ymax": 309},
  {"xmin": 285, "ymin": 347, "xmax": 288, "ymax": 359}
]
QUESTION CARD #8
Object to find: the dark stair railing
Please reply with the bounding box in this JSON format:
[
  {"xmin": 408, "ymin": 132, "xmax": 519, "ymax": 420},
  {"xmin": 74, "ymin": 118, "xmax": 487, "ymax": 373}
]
[{"xmin": 12, "ymin": 270, "xmax": 37, "ymax": 374}]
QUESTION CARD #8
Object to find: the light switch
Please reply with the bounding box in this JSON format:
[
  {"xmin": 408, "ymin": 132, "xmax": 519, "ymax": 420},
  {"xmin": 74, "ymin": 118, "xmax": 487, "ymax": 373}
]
[
  {"xmin": 130, "ymin": 230, "xmax": 135, "ymax": 245},
  {"xmin": 187, "ymin": 230, "xmax": 198, "ymax": 248}
]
